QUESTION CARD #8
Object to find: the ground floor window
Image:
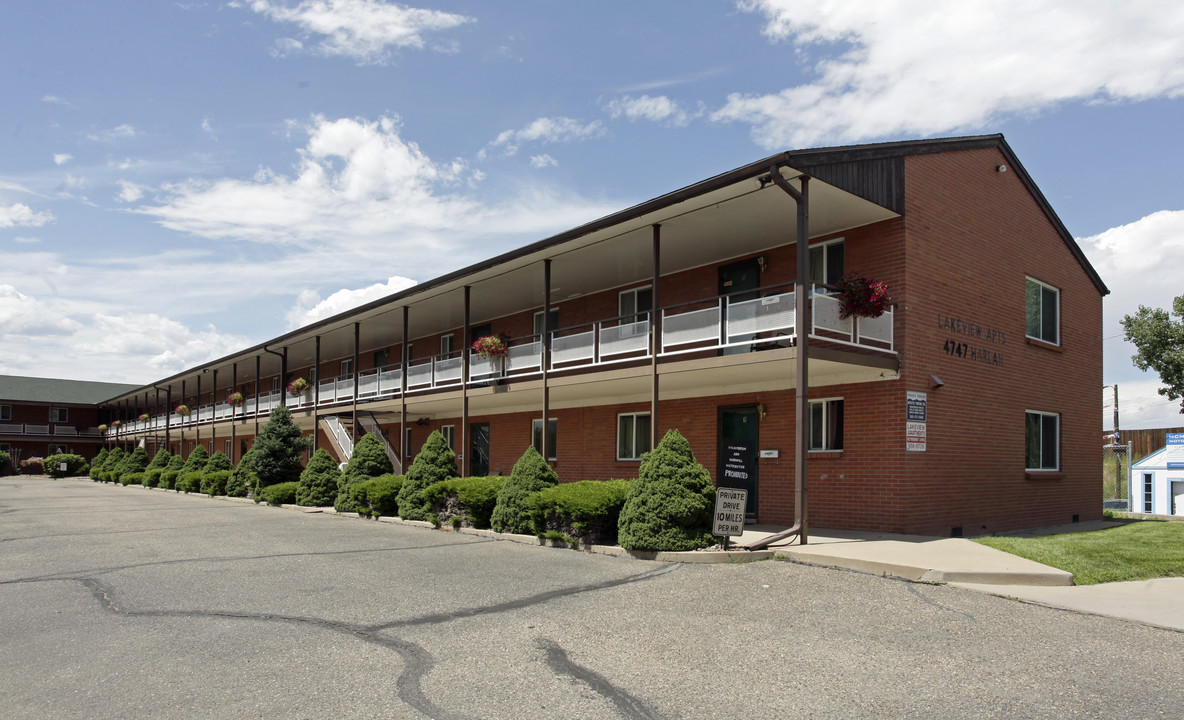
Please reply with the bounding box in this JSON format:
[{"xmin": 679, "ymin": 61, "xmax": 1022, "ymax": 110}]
[
  {"xmin": 48, "ymin": 443, "xmax": 69, "ymax": 455},
  {"xmin": 809, "ymin": 398, "xmax": 844, "ymax": 451},
  {"xmin": 440, "ymin": 424, "xmax": 455, "ymax": 450},
  {"xmin": 617, "ymin": 412, "xmax": 651, "ymax": 460},
  {"xmin": 0, "ymin": 443, "xmax": 11, "ymax": 453},
  {"xmin": 1025, "ymin": 410, "xmax": 1059, "ymax": 470},
  {"xmin": 532, "ymin": 418, "xmax": 557, "ymax": 461},
  {"xmin": 1144, "ymin": 473, "xmax": 1154, "ymax": 513}
]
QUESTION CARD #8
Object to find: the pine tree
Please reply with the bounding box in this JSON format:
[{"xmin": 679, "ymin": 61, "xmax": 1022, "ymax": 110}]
[
  {"xmin": 396, "ymin": 431, "xmax": 458, "ymax": 520},
  {"xmin": 617, "ymin": 429, "xmax": 716, "ymax": 551},
  {"xmin": 299, "ymin": 449, "xmax": 342, "ymax": 507},
  {"xmin": 250, "ymin": 405, "xmax": 311, "ymax": 494},
  {"xmin": 335, "ymin": 433, "xmax": 394, "ymax": 512},
  {"xmin": 490, "ymin": 446, "xmax": 558, "ymax": 534}
]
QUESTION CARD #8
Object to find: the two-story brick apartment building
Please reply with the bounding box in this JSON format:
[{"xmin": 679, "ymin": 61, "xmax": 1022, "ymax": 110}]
[
  {"xmin": 0, "ymin": 375, "xmax": 138, "ymax": 468},
  {"xmin": 99, "ymin": 134, "xmax": 1106, "ymax": 536}
]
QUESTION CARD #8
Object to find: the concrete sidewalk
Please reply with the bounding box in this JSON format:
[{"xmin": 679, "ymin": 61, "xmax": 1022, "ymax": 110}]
[{"xmin": 735, "ymin": 522, "xmax": 1184, "ymax": 633}]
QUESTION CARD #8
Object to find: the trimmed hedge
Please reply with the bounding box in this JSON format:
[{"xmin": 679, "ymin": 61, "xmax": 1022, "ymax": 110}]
[
  {"xmin": 98, "ymin": 448, "xmax": 124, "ymax": 482},
  {"xmin": 44, "ymin": 454, "xmax": 90, "ymax": 478},
  {"xmin": 490, "ymin": 446, "xmax": 557, "ymax": 534},
  {"xmin": 201, "ymin": 470, "xmax": 232, "ymax": 496},
  {"xmin": 146, "ymin": 448, "xmax": 172, "ymax": 471},
  {"xmin": 180, "ymin": 446, "xmax": 209, "ymax": 474},
  {"xmin": 396, "ymin": 431, "xmax": 458, "ymax": 521},
  {"xmin": 120, "ymin": 472, "xmax": 145, "ymax": 486},
  {"xmin": 159, "ymin": 454, "xmax": 186, "ymax": 490},
  {"xmin": 176, "ymin": 471, "xmax": 204, "ymax": 494},
  {"xmin": 203, "ymin": 451, "xmax": 232, "ymax": 474},
  {"xmin": 226, "ymin": 449, "xmax": 255, "ymax": 498},
  {"xmin": 89, "ymin": 449, "xmax": 109, "ymax": 480},
  {"xmin": 348, "ymin": 474, "xmax": 403, "ymax": 517},
  {"xmin": 143, "ymin": 468, "xmax": 164, "ymax": 488},
  {"xmin": 298, "ymin": 449, "xmax": 341, "ymax": 507},
  {"xmin": 617, "ymin": 429, "xmax": 716, "ymax": 552},
  {"xmin": 260, "ymin": 481, "xmax": 299, "ymax": 506},
  {"xmin": 529, "ymin": 479, "xmax": 630, "ymax": 546},
  {"xmin": 117, "ymin": 446, "xmax": 150, "ymax": 484},
  {"xmin": 424, "ymin": 476, "xmax": 504, "ymax": 529}
]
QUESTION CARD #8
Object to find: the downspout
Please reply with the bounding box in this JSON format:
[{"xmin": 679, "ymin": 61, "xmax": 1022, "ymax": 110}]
[{"xmin": 745, "ymin": 167, "xmax": 809, "ymax": 550}]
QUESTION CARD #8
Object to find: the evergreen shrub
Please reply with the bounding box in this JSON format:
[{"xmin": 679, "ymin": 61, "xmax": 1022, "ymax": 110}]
[
  {"xmin": 177, "ymin": 471, "xmax": 204, "ymax": 494},
  {"xmin": 203, "ymin": 451, "xmax": 232, "ymax": 474},
  {"xmin": 529, "ymin": 479, "xmax": 630, "ymax": 546},
  {"xmin": 120, "ymin": 472, "xmax": 145, "ymax": 486},
  {"xmin": 395, "ymin": 431, "xmax": 458, "ymax": 520},
  {"xmin": 0, "ymin": 449, "xmax": 10, "ymax": 475},
  {"xmin": 43, "ymin": 454, "xmax": 89, "ymax": 478},
  {"xmin": 201, "ymin": 470, "xmax": 232, "ymax": 496},
  {"xmin": 117, "ymin": 446, "xmax": 150, "ymax": 483},
  {"xmin": 180, "ymin": 445, "xmax": 209, "ymax": 474},
  {"xmin": 159, "ymin": 454, "xmax": 185, "ymax": 490},
  {"xmin": 99, "ymin": 448, "xmax": 124, "ymax": 483},
  {"xmin": 425, "ymin": 476, "xmax": 504, "ymax": 529},
  {"xmin": 143, "ymin": 468, "xmax": 164, "ymax": 488},
  {"xmin": 334, "ymin": 434, "xmax": 392, "ymax": 512},
  {"xmin": 225, "ymin": 449, "xmax": 255, "ymax": 498},
  {"xmin": 490, "ymin": 446, "xmax": 558, "ymax": 534},
  {"xmin": 261, "ymin": 481, "xmax": 299, "ymax": 506},
  {"xmin": 617, "ymin": 429, "xmax": 716, "ymax": 552},
  {"xmin": 146, "ymin": 448, "xmax": 171, "ymax": 471},
  {"xmin": 89, "ymin": 448, "xmax": 109, "ymax": 480},
  {"xmin": 250, "ymin": 406, "xmax": 309, "ymax": 496},
  {"xmin": 348, "ymin": 474, "xmax": 403, "ymax": 517},
  {"xmin": 297, "ymin": 449, "xmax": 341, "ymax": 507}
]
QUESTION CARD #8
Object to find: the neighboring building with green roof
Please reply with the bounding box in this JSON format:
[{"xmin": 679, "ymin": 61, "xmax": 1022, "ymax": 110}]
[{"xmin": 0, "ymin": 374, "xmax": 140, "ymax": 470}]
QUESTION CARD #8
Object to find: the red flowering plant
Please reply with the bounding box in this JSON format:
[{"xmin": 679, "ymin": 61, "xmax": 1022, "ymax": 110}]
[
  {"xmin": 111, "ymin": 419, "xmax": 122, "ymax": 427},
  {"xmin": 138, "ymin": 413, "xmax": 150, "ymax": 422},
  {"xmin": 833, "ymin": 273, "xmax": 892, "ymax": 320},
  {"xmin": 471, "ymin": 335, "xmax": 509, "ymax": 359},
  {"xmin": 226, "ymin": 391, "xmax": 245, "ymax": 406},
  {"xmin": 287, "ymin": 377, "xmax": 311, "ymax": 396},
  {"xmin": 175, "ymin": 404, "xmax": 191, "ymax": 416}
]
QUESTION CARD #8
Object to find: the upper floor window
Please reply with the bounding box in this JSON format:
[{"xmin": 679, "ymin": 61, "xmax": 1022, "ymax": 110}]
[
  {"xmin": 440, "ymin": 334, "xmax": 454, "ymax": 358},
  {"xmin": 534, "ymin": 309, "xmax": 559, "ymax": 340},
  {"xmin": 619, "ymin": 286, "xmax": 653, "ymax": 324},
  {"xmin": 809, "ymin": 398, "xmax": 844, "ymax": 451},
  {"xmin": 340, "ymin": 358, "xmax": 353, "ymax": 377},
  {"xmin": 49, "ymin": 407, "xmax": 68, "ymax": 423},
  {"xmin": 0, "ymin": 405, "xmax": 10, "ymax": 421},
  {"xmin": 617, "ymin": 412, "xmax": 651, "ymax": 460},
  {"xmin": 809, "ymin": 239, "xmax": 845, "ymax": 288},
  {"xmin": 1025, "ymin": 410, "xmax": 1059, "ymax": 470},
  {"xmin": 373, "ymin": 350, "xmax": 388, "ymax": 371},
  {"xmin": 532, "ymin": 418, "xmax": 558, "ymax": 461},
  {"xmin": 1025, "ymin": 277, "xmax": 1059, "ymax": 344},
  {"xmin": 271, "ymin": 378, "xmax": 280, "ymax": 392}
]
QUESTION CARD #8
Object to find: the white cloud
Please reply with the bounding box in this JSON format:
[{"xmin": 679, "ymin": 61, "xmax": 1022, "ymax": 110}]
[
  {"xmin": 201, "ymin": 117, "xmax": 217, "ymax": 138},
  {"xmin": 482, "ymin": 117, "xmax": 605, "ymax": 159},
  {"xmin": 247, "ymin": 0, "xmax": 473, "ymax": 64},
  {"xmin": 285, "ymin": 275, "xmax": 418, "ymax": 329},
  {"xmin": 605, "ymin": 95, "xmax": 700, "ymax": 127},
  {"xmin": 41, "ymin": 95, "xmax": 72, "ymax": 106},
  {"xmin": 1079, "ymin": 209, "xmax": 1184, "ymax": 427},
  {"xmin": 529, "ymin": 154, "xmax": 558, "ymax": 169},
  {"xmin": 116, "ymin": 180, "xmax": 145, "ymax": 203},
  {"xmin": 271, "ymin": 36, "xmax": 304, "ymax": 58},
  {"xmin": 53, "ymin": 153, "xmax": 73, "ymax": 166},
  {"xmin": 12, "ymin": 236, "xmax": 41, "ymax": 244},
  {"xmin": 717, "ymin": 1, "xmax": 1184, "ymax": 148},
  {"xmin": 85, "ymin": 124, "xmax": 139, "ymax": 142},
  {"xmin": 0, "ymin": 284, "xmax": 81, "ymax": 336},
  {"xmin": 0, "ymin": 202, "xmax": 55, "ymax": 228}
]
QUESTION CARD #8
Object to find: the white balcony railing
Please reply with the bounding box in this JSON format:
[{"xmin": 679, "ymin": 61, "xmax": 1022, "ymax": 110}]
[{"xmin": 107, "ymin": 284, "xmax": 893, "ymax": 437}]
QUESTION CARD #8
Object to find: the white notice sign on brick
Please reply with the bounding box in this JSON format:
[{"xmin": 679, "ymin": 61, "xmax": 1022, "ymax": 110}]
[{"xmin": 906, "ymin": 421, "xmax": 927, "ymax": 452}]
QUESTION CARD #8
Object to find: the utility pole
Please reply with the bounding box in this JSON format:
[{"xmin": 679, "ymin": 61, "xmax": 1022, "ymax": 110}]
[{"xmin": 1113, "ymin": 384, "xmax": 1122, "ymax": 501}]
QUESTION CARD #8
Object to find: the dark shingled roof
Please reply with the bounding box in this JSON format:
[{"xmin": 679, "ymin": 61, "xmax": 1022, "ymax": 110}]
[{"xmin": 0, "ymin": 375, "xmax": 140, "ymax": 405}]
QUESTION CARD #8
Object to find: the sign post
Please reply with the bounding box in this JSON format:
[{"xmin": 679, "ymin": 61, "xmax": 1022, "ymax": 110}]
[{"xmin": 713, "ymin": 487, "xmax": 748, "ymax": 550}]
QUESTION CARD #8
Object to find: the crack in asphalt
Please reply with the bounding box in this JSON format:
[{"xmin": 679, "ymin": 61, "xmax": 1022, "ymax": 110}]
[
  {"xmin": 905, "ymin": 582, "xmax": 977, "ymax": 620},
  {"xmin": 17, "ymin": 562, "xmax": 680, "ymax": 720},
  {"xmin": 537, "ymin": 638, "xmax": 667, "ymax": 720}
]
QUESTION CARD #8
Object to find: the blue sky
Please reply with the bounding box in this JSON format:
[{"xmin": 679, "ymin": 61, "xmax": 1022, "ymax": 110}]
[{"xmin": 2, "ymin": 0, "xmax": 1183, "ymax": 429}]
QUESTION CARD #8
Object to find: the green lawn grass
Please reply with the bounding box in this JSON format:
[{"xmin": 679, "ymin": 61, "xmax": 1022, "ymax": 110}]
[{"xmin": 974, "ymin": 520, "xmax": 1184, "ymax": 585}]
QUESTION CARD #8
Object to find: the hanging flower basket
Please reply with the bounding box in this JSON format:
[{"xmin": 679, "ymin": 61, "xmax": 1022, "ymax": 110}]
[
  {"xmin": 287, "ymin": 377, "xmax": 311, "ymax": 396},
  {"xmin": 175, "ymin": 404, "xmax": 191, "ymax": 416},
  {"xmin": 226, "ymin": 391, "xmax": 245, "ymax": 406},
  {"xmin": 834, "ymin": 273, "xmax": 892, "ymax": 320},
  {"xmin": 139, "ymin": 413, "xmax": 150, "ymax": 422},
  {"xmin": 111, "ymin": 419, "xmax": 122, "ymax": 427},
  {"xmin": 98, "ymin": 424, "xmax": 109, "ymax": 433},
  {"xmin": 472, "ymin": 335, "xmax": 508, "ymax": 359}
]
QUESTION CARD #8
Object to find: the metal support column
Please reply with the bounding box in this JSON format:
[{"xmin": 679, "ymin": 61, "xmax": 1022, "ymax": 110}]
[
  {"xmin": 352, "ymin": 323, "xmax": 360, "ymax": 446},
  {"xmin": 542, "ymin": 261, "xmax": 552, "ymax": 462},
  {"xmin": 650, "ymin": 225, "xmax": 660, "ymax": 449},
  {"xmin": 462, "ymin": 287, "xmax": 471, "ymax": 476}
]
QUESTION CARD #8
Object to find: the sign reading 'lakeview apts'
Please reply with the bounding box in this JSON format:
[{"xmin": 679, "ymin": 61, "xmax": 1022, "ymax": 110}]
[{"xmin": 713, "ymin": 487, "xmax": 748, "ymax": 537}]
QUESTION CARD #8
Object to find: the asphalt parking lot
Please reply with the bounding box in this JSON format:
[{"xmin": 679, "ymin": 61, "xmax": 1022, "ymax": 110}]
[{"xmin": 2, "ymin": 477, "xmax": 1181, "ymax": 719}]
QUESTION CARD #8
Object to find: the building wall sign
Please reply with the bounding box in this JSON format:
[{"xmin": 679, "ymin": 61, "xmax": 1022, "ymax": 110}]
[
  {"xmin": 907, "ymin": 421, "xmax": 927, "ymax": 452},
  {"xmin": 1166, "ymin": 433, "xmax": 1184, "ymax": 469},
  {"xmin": 907, "ymin": 391, "xmax": 927, "ymax": 422},
  {"xmin": 938, "ymin": 313, "xmax": 1006, "ymax": 367}
]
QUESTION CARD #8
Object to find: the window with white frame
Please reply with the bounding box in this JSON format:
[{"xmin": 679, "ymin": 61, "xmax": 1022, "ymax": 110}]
[
  {"xmin": 0, "ymin": 405, "xmax": 10, "ymax": 421},
  {"xmin": 271, "ymin": 378, "xmax": 280, "ymax": 392},
  {"xmin": 617, "ymin": 412, "xmax": 651, "ymax": 460},
  {"xmin": 809, "ymin": 398, "xmax": 844, "ymax": 451},
  {"xmin": 1025, "ymin": 277, "xmax": 1060, "ymax": 344},
  {"xmin": 440, "ymin": 425, "xmax": 455, "ymax": 450},
  {"xmin": 532, "ymin": 418, "xmax": 557, "ymax": 460},
  {"xmin": 49, "ymin": 407, "xmax": 68, "ymax": 423},
  {"xmin": 340, "ymin": 358, "xmax": 353, "ymax": 377},
  {"xmin": 533, "ymin": 309, "xmax": 559, "ymax": 340},
  {"xmin": 373, "ymin": 350, "xmax": 388, "ymax": 371},
  {"xmin": 440, "ymin": 334, "xmax": 453, "ymax": 358},
  {"xmin": 619, "ymin": 286, "xmax": 653, "ymax": 323},
  {"xmin": 1143, "ymin": 472, "xmax": 1153, "ymax": 513},
  {"xmin": 1025, "ymin": 410, "xmax": 1059, "ymax": 470},
  {"xmin": 809, "ymin": 239, "xmax": 845, "ymax": 288}
]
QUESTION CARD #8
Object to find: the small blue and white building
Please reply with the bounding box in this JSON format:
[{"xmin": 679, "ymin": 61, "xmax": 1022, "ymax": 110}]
[{"xmin": 1129, "ymin": 433, "xmax": 1184, "ymax": 516}]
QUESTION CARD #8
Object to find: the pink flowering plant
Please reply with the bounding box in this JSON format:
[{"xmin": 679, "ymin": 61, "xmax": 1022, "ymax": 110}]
[
  {"xmin": 287, "ymin": 377, "xmax": 311, "ymax": 396},
  {"xmin": 834, "ymin": 273, "xmax": 892, "ymax": 319},
  {"xmin": 175, "ymin": 404, "xmax": 191, "ymax": 416},
  {"xmin": 139, "ymin": 413, "xmax": 150, "ymax": 422},
  {"xmin": 471, "ymin": 335, "xmax": 508, "ymax": 359},
  {"xmin": 226, "ymin": 391, "xmax": 245, "ymax": 406}
]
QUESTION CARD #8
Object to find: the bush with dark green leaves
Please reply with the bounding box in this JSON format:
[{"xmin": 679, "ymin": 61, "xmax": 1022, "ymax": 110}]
[
  {"xmin": 146, "ymin": 448, "xmax": 171, "ymax": 471},
  {"xmin": 334, "ymin": 434, "xmax": 393, "ymax": 512},
  {"xmin": 89, "ymin": 448, "xmax": 108, "ymax": 480},
  {"xmin": 250, "ymin": 406, "xmax": 310, "ymax": 497},
  {"xmin": 43, "ymin": 454, "xmax": 89, "ymax": 478},
  {"xmin": 225, "ymin": 449, "xmax": 255, "ymax": 498},
  {"xmin": 180, "ymin": 445, "xmax": 209, "ymax": 474},
  {"xmin": 98, "ymin": 447, "xmax": 124, "ymax": 483},
  {"xmin": 176, "ymin": 471, "xmax": 204, "ymax": 494},
  {"xmin": 425, "ymin": 476, "xmax": 504, "ymax": 529},
  {"xmin": 0, "ymin": 449, "xmax": 11, "ymax": 475},
  {"xmin": 348, "ymin": 474, "xmax": 403, "ymax": 517},
  {"xmin": 261, "ymin": 481, "xmax": 300, "ymax": 506},
  {"xmin": 203, "ymin": 451, "xmax": 232, "ymax": 474},
  {"xmin": 143, "ymin": 468, "xmax": 164, "ymax": 488},
  {"xmin": 490, "ymin": 446, "xmax": 558, "ymax": 534},
  {"xmin": 121, "ymin": 472, "xmax": 145, "ymax": 486},
  {"xmin": 529, "ymin": 479, "xmax": 631, "ymax": 546},
  {"xmin": 617, "ymin": 429, "xmax": 715, "ymax": 552},
  {"xmin": 116, "ymin": 446, "xmax": 150, "ymax": 484},
  {"xmin": 396, "ymin": 431, "xmax": 458, "ymax": 521},
  {"xmin": 201, "ymin": 470, "xmax": 232, "ymax": 496},
  {"xmin": 298, "ymin": 449, "xmax": 341, "ymax": 507},
  {"xmin": 159, "ymin": 454, "xmax": 186, "ymax": 490}
]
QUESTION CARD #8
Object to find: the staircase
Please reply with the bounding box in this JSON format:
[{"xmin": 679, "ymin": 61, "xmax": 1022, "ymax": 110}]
[{"xmin": 318, "ymin": 414, "xmax": 402, "ymax": 474}]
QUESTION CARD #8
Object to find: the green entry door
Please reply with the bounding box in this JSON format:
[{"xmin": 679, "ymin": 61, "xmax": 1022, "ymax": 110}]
[{"xmin": 718, "ymin": 406, "xmax": 759, "ymax": 519}]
